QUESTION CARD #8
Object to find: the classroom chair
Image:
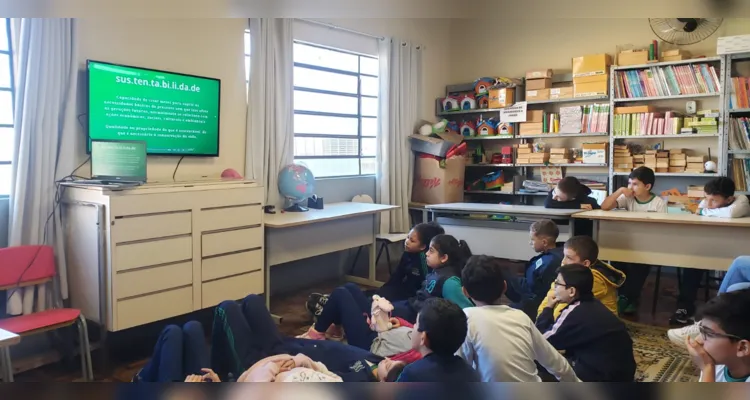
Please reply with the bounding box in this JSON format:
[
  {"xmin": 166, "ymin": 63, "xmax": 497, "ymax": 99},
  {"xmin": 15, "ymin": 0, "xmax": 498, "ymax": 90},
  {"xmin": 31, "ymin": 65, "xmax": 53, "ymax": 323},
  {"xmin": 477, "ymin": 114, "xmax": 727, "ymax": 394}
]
[
  {"xmin": 0, "ymin": 245, "xmax": 93, "ymax": 382},
  {"xmin": 651, "ymin": 267, "xmax": 721, "ymax": 315},
  {"xmin": 348, "ymin": 195, "xmax": 407, "ymax": 275}
]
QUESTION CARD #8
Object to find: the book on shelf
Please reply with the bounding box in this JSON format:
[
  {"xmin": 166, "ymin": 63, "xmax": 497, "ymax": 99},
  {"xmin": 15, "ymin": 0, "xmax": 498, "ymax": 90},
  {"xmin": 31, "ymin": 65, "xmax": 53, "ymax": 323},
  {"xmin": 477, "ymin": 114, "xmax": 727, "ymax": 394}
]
[
  {"xmin": 581, "ymin": 103, "xmax": 610, "ymax": 133},
  {"xmin": 613, "ymin": 111, "xmax": 719, "ymax": 136},
  {"xmin": 730, "ymin": 77, "xmax": 750, "ymax": 109},
  {"xmin": 613, "ymin": 63, "xmax": 720, "ymax": 99},
  {"xmin": 731, "ymin": 158, "xmax": 750, "ymax": 192},
  {"xmin": 729, "ymin": 117, "xmax": 750, "ymax": 150}
]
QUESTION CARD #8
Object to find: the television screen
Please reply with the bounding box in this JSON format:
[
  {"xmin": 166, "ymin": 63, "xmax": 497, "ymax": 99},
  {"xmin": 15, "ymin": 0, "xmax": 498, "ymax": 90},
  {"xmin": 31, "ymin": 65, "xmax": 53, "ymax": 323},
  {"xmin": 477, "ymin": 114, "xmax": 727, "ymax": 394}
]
[{"xmin": 87, "ymin": 60, "xmax": 221, "ymax": 156}]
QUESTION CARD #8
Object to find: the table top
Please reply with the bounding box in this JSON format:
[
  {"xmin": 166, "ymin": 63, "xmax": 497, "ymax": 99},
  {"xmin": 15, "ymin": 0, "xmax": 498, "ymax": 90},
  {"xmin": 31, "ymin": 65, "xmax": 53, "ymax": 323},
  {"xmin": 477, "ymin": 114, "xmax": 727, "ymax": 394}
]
[
  {"xmin": 265, "ymin": 202, "xmax": 398, "ymax": 228},
  {"xmin": 425, "ymin": 203, "xmax": 580, "ymax": 217},
  {"xmin": 574, "ymin": 210, "xmax": 750, "ymax": 227},
  {"xmin": 0, "ymin": 328, "xmax": 20, "ymax": 347}
]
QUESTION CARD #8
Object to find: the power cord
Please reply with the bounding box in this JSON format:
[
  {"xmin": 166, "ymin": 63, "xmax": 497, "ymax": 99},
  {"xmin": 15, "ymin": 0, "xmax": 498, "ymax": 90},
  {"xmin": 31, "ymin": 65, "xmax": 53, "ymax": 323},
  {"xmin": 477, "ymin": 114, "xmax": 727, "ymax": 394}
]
[{"xmin": 172, "ymin": 156, "xmax": 185, "ymax": 181}]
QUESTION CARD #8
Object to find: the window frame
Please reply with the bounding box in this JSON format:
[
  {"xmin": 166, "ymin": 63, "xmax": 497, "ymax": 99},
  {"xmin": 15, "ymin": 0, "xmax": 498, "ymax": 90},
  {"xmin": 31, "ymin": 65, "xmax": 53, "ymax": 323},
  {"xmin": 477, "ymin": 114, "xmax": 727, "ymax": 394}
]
[
  {"xmin": 292, "ymin": 41, "xmax": 378, "ymax": 179},
  {"xmin": 0, "ymin": 18, "xmax": 15, "ymax": 197}
]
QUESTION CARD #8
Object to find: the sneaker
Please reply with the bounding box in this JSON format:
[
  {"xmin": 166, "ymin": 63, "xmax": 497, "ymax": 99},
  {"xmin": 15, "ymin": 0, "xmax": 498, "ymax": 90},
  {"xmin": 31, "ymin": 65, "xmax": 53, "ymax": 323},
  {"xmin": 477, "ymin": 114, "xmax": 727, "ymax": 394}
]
[
  {"xmin": 325, "ymin": 324, "xmax": 344, "ymax": 341},
  {"xmin": 669, "ymin": 308, "xmax": 694, "ymax": 326},
  {"xmin": 296, "ymin": 326, "xmax": 326, "ymax": 340},
  {"xmin": 306, "ymin": 293, "xmax": 328, "ymax": 320},
  {"xmin": 617, "ymin": 295, "xmax": 638, "ymax": 315},
  {"xmin": 667, "ymin": 322, "xmax": 701, "ymax": 349}
]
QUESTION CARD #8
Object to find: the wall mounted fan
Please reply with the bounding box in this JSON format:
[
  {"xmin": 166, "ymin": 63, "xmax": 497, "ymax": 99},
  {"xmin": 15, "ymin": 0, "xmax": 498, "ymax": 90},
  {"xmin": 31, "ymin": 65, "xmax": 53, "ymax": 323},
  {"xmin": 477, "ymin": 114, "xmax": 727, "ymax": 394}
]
[{"xmin": 649, "ymin": 18, "xmax": 723, "ymax": 45}]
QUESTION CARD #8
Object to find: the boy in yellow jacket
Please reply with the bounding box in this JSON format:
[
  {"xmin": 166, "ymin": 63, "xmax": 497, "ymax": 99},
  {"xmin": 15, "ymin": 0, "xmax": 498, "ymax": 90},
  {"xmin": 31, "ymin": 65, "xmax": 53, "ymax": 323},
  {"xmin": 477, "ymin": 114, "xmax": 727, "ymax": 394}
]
[{"xmin": 537, "ymin": 236, "xmax": 625, "ymax": 319}]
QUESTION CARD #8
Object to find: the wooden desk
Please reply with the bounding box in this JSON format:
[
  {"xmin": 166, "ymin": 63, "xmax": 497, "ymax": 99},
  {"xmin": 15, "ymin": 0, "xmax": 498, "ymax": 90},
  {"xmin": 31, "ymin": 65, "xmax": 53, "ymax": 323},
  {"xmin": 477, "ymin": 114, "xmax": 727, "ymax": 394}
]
[
  {"xmin": 575, "ymin": 210, "xmax": 750, "ymax": 270},
  {"xmin": 425, "ymin": 203, "xmax": 580, "ymax": 261},
  {"xmin": 264, "ymin": 202, "xmax": 398, "ymax": 309},
  {"xmin": 0, "ymin": 328, "xmax": 20, "ymax": 382}
]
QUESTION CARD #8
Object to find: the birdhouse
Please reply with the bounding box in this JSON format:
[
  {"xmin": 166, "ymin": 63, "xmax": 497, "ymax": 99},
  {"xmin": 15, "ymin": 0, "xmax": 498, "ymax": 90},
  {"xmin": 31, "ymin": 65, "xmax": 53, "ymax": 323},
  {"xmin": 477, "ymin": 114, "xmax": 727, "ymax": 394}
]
[
  {"xmin": 459, "ymin": 120, "xmax": 476, "ymax": 137},
  {"xmin": 497, "ymin": 122, "xmax": 514, "ymax": 136},
  {"xmin": 458, "ymin": 94, "xmax": 476, "ymax": 110},
  {"xmin": 476, "ymin": 119, "xmax": 496, "ymax": 136},
  {"xmin": 474, "ymin": 77, "xmax": 496, "ymax": 96},
  {"xmin": 441, "ymin": 96, "xmax": 460, "ymax": 112},
  {"xmin": 476, "ymin": 94, "xmax": 489, "ymax": 109},
  {"xmin": 445, "ymin": 120, "xmax": 460, "ymax": 135}
]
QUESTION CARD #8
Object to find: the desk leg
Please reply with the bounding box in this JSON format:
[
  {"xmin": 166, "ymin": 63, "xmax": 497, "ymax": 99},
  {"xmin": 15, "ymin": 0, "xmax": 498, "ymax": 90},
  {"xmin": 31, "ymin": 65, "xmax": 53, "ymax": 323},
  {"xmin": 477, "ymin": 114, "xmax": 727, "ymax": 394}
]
[
  {"xmin": 264, "ymin": 238, "xmax": 283, "ymax": 324},
  {"xmin": 569, "ymin": 216, "xmax": 576, "ymax": 237},
  {"xmin": 591, "ymin": 220, "xmax": 599, "ymax": 242},
  {"xmin": 422, "ymin": 209, "xmax": 428, "ymax": 223},
  {"xmin": 368, "ymin": 234, "xmax": 377, "ymax": 283}
]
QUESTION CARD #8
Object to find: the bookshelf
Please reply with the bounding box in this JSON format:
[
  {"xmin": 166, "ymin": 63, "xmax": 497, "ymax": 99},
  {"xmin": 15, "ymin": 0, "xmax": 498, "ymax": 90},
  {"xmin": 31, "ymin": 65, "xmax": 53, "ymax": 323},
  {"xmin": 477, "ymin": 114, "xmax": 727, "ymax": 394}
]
[
  {"xmin": 608, "ymin": 56, "xmax": 725, "ymax": 192},
  {"xmin": 724, "ymin": 51, "xmax": 750, "ymax": 194}
]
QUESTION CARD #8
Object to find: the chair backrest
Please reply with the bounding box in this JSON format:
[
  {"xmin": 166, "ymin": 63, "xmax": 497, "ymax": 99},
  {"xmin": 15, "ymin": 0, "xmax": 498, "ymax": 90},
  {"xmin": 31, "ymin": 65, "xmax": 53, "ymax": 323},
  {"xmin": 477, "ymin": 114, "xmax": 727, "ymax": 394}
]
[
  {"xmin": 0, "ymin": 245, "xmax": 56, "ymax": 289},
  {"xmin": 352, "ymin": 194, "xmax": 374, "ymax": 204}
]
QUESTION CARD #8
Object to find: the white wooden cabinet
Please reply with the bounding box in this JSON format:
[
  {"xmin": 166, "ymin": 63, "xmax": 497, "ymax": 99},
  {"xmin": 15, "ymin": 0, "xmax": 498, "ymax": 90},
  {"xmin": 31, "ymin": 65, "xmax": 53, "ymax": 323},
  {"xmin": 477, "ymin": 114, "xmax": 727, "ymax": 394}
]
[{"xmin": 62, "ymin": 180, "xmax": 264, "ymax": 332}]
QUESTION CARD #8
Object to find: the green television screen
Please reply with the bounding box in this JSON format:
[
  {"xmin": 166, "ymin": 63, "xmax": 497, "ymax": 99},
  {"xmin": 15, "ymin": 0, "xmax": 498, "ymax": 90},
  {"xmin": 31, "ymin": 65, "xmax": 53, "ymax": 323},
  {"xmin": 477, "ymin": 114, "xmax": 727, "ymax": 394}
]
[{"xmin": 87, "ymin": 60, "xmax": 221, "ymax": 156}]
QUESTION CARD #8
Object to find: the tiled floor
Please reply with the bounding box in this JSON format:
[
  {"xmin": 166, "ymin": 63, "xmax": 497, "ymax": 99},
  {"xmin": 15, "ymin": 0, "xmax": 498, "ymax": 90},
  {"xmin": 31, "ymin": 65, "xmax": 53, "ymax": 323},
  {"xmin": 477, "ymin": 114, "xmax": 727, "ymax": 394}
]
[{"xmin": 11, "ymin": 260, "xmax": 713, "ymax": 382}]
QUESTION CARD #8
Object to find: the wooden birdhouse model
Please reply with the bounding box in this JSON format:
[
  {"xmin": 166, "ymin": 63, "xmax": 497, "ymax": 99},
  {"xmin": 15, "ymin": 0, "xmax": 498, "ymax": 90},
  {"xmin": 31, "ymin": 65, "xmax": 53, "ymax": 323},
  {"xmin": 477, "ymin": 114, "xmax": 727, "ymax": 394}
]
[
  {"xmin": 441, "ymin": 96, "xmax": 460, "ymax": 112},
  {"xmin": 476, "ymin": 119, "xmax": 496, "ymax": 136},
  {"xmin": 459, "ymin": 121, "xmax": 476, "ymax": 137},
  {"xmin": 458, "ymin": 94, "xmax": 476, "ymax": 110}
]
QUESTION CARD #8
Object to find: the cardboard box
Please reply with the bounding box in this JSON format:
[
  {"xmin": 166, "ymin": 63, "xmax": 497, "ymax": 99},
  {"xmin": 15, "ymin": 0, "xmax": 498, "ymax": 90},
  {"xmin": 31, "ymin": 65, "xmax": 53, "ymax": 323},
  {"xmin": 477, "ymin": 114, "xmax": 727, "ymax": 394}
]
[
  {"xmin": 572, "ymin": 54, "xmax": 612, "ymax": 83},
  {"xmin": 615, "ymin": 105, "xmax": 655, "ymax": 114},
  {"xmin": 408, "ymin": 132, "xmax": 463, "ymax": 158},
  {"xmin": 526, "ymin": 78, "xmax": 552, "ymax": 90},
  {"xmin": 526, "ymin": 89, "xmax": 550, "ymax": 102},
  {"xmin": 520, "ymin": 122, "xmax": 544, "ymax": 135},
  {"xmin": 687, "ymin": 156, "xmax": 707, "ymax": 163},
  {"xmin": 582, "ymin": 142, "xmax": 607, "ymax": 164},
  {"xmin": 549, "ymin": 86, "xmax": 573, "ymax": 99},
  {"xmin": 617, "ymin": 50, "xmax": 649, "ymax": 66},
  {"xmin": 574, "ymin": 77, "xmax": 608, "ymax": 98},
  {"xmin": 526, "ymin": 69, "xmax": 553, "ymax": 80},
  {"xmin": 718, "ymin": 34, "xmax": 750, "ymax": 55},
  {"xmin": 527, "ymin": 110, "xmax": 545, "ymax": 123},
  {"xmin": 662, "ymin": 55, "xmax": 685, "ymax": 62},
  {"xmin": 488, "ymin": 88, "xmax": 514, "ymax": 108},
  {"xmin": 412, "ymin": 155, "xmax": 466, "ymax": 204}
]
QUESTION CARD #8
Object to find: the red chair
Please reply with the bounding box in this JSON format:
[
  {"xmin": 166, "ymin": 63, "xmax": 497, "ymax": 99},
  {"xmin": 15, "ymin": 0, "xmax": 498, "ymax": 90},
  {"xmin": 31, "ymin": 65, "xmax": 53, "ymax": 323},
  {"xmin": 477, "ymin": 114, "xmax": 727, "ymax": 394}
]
[{"xmin": 0, "ymin": 245, "xmax": 93, "ymax": 382}]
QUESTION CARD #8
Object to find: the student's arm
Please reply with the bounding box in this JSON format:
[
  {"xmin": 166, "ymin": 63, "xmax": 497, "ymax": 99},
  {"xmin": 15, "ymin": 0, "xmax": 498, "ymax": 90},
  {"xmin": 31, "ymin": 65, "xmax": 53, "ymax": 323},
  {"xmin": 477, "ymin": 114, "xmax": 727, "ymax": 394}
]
[
  {"xmin": 535, "ymin": 305, "xmax": 556, "ymax": 333},
  {"xmin": 544, "ymin": 190, "xmax": 579, "ymax": 209},
  {"xmin": 699, "ymin": 195, "xmax": 750, "ymax": 218},
  {"xmin": 536, "ymin": 284, "xmax": 555, "ymax": 320},
  {"xmin": 442, "ymin": 277, "xmax": 474, "ymax": 309},
  {"xmin": 539, "ymin": 308, "xmax": 592, "ymax": 350},
  {"xmin": 395, "ymin": 365, "xmax": 416, "ymax": 382},
  {"xmin": 601, "ymin": 188, "xmax": 627, "ymax": 211},
  {"xmin": 582, "ymin": 196, "xmax": 601, "ymax": 210},
  {"xmin": 529, "ymin": 323, "xmax": 580, "ymax": 382},
  {"xmin": 456, "ymin": 319, "xmax": 476, "ymax": 366}
]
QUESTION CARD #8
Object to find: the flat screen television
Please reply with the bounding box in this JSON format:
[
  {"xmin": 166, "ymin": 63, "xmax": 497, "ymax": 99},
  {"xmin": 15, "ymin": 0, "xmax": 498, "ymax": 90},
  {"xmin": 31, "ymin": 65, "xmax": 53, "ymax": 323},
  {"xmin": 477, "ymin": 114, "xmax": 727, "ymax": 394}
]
[{"xmin": 87, "ymin": 60, "xmax": 221, "ymax": 156}]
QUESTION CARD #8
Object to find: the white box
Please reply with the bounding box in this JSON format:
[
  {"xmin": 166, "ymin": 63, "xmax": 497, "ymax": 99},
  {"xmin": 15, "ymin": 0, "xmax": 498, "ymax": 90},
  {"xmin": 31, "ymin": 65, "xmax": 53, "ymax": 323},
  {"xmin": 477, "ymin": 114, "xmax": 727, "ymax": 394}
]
[
  {"xmin": 583, "ymin": 149, "xmax": 606, "ymax": 164},
  {"xmin": 717, "ymin": 35, "xmax": 750, "ymax": 55}
]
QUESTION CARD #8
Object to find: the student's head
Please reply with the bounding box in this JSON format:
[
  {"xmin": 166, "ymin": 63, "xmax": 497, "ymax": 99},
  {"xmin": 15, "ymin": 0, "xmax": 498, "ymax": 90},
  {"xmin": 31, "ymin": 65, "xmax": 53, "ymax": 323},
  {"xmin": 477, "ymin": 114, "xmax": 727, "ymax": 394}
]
[
  {"xmin": 426, "ymin": 234, "xmax": 472, "ymax": 270},
  {"xmin": 461, "ymin": 255, "xmax": 506, "ymax": 305},
  {"xmin": 563, "ymin": 236, "xmax": 598, "ymax": 268},
  {"xmin": 405, "ymin": 222, "xmax": 444, "ymax": 253},
  {"xmin": 377, "ymin": 358, "xmax": 406, "ymax": 382},
  {"xmin": 628, "ymin": 166, "xmax": 656, "ymax": 197},
  {"xmin": 529, "ymin": 219, "xmax": 559, "ymax": 253},
  {"xmin": 555, "ymin": 176, "xmax": 585, "ymax": 202},
  {"xmin": 704, "ymin": 177, "xmax": 736, "ymax": 210},
  {"xmin": 554, "ymin": 264, "xmax": 595, "ymax": 304},
  {"xmin": 411, "ymin": 298, "xmax": 468, "ymax": 356},
  {"xmin": 694, "ymin": 288, "xmax": 750, "ymax": 367}
]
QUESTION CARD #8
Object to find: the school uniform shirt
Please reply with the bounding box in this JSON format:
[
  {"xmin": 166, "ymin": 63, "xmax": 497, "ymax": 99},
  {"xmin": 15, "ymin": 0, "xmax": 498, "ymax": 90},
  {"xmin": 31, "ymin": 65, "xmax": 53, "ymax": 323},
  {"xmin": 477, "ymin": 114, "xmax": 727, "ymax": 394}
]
[
  {"xmin": 698, "ymin": 195, "xmax": 750, "ymax": 218},
  {"xmin": 370, "ymin": 326, "xmax": 413, "ymax": 358},
  {"xmin": 457, "ymin": 305, "xmax": 579, "ymax": 382},
  {"xmin": 536, "ymin": 299, "xmax": 636, "ymax": 382},
  {"xmin": 544, "ymin": 188, "xmax": 601, "ymax": 210},
  {"xmin": 537, "ymin": 259, "xmax": 625, "ymax": 320},
  {"xmin": 377, "ymin": 252, "xmax": 428, "ymax": 301},
  {"xmin": 408, "ymin": 265, "xmax": 474, "ymax": 313},
  {"xmin": 514, "ymin": 246, "xmax": 563, "ymax": 317},
  {"xmin": 615, "ymin": 193, "xmax": 667, "ymax": 212},
  {"xmin": 396, "ymin": 353, "xmax": 480, "ymax": 382},
  {"xmin": 283, "ymin": 338, "xmax": 382, "ymax": 382},
  {"xmin": 702, "ymin": 365, "xmax": 750, "ymax": 382}
]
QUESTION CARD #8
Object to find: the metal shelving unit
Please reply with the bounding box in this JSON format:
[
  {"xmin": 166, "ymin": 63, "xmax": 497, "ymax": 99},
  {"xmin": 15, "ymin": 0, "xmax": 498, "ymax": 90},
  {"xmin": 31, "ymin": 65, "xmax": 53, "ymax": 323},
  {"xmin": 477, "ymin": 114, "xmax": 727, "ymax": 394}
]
[
  {"xmin": 613, "ymin": 93, "xmax": 720, "ymax": 102},
  {"xmin": 612, "ymin": 172, "xmax": 720, "ymax": 177},
  {"xmin": 462, "ymin": 135, "xmax": 515, "ymax": 141},
  {"xmin": 612, "ymin": 133, "xmax": 720, "ymax": 139},
  {"xmin": 466, "ymin": 163, "xmax": 514, "ymax": 168},
  {"xmin": 517, "ymin": 133, "xmax": 609, "ymax": 139},
  {"xmin": 527, "ymin": 95, "xmax": 609, "ymax": 105},
  {"xmin": 724, "ymin": 52, "xmax": 750, "ymax": 193}
]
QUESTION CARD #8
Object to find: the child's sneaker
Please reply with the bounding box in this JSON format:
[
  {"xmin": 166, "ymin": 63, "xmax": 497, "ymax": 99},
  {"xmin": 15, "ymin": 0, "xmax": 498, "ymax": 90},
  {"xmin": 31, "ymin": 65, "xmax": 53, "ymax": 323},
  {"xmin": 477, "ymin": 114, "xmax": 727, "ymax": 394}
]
[
  {"xmin": 296, "ymin": 326, "xmax": 326, "ymax": 340},
  {"xmin": 325, "ymin": 324, "xmax": 344, "ymax": 341},
  {"xmin": 617, "ymin": 295, "xmax": 637, "ymax": 315},
  {"xmin": 667, "ymin": 322, "xmax": 700, "ymax": 349},
  {"xmin": 669, "ymin": 308, "xmax": 694, "ymax": 326},
  {"xmin": 306, "ymin": 293, "xmax": 328, "ymax": 321}
]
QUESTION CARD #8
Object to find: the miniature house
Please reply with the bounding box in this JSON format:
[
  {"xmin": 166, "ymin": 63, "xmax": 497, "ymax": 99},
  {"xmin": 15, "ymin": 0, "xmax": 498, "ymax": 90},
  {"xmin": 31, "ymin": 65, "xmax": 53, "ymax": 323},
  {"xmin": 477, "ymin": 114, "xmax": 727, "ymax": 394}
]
[
  {"xmin": 474, "ymin": 77, "xmax": 496, "ymax": 96},
  {"xmin": 459, "ymin": 94, "xmax": 476, "ymax": 110},
  {"xmin": 476, "ymin": 94, "xmax": 489, "ymax": 109},
  {"xmin": 459, "ymin": 121, "xmax": 476, "ymax": 137},
  {"xmin": 441, "ymin": 96, "xmax": 460, "ymax": 112},
  {"xmin": 445, "ymin": 120, "xmax": 460, "ymax": 135},
  {"xmin": 497, "ymin": 122, "xmax": 513, "ymax": 135},
  {"xmin": 476, "ymin": 119, "xmax": 496, "ymax": 136}
]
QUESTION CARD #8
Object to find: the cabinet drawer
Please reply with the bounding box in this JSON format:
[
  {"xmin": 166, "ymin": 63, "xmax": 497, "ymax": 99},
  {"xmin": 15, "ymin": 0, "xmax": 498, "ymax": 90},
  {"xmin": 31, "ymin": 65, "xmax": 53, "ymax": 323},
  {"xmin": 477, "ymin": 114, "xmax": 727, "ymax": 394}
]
[
  {"xmin": 199, "ymin": 205, "xmax": 262, "ymax": 232},
  {"xmin": 115, "ymin": 236, "xmax": 192, "ymax": 272},
  {"xmin": 117, "ymin": 286, "xmax": 193, "ymax": 330},
  {"xmin": 202, "ymin": 227, "xmax": 262, "ymax": 257},
  {"xmin": 195, "ymin": 187, "xmax": 264, "ymax": 209},
  {"xmin": 115, "ymin": 261, "xmax": 193, "ymax": 299},
  {"xmin": 201, "ymin": 271, "xmax": 263, "ymax": 308},
  {"xmin": 113, "ymin": 211, "xmax": 192, "ymax": 243},
  {"xmin": 202, "ymin": 249, "xmax": 263, "ymax": 282}
]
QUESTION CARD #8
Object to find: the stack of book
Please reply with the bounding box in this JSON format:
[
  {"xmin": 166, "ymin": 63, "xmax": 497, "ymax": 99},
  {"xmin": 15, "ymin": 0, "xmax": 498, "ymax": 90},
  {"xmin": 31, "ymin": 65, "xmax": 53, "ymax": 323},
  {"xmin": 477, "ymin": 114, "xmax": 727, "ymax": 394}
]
[
  {"xmin": 668, "ymin": 149, "xmax": 687, "ymax": 173},
  {"xmin": 729, "ymin": 117, "xmax": 750, "ymax": 150},
  {"xmin": 656, "ymin": 150, "xmax": 670, "ymax": 173},
  {"xmin": 686, "ymin": 156, "xmax": 707, "ymax": 173},
  {"xmin": 613, "ymin": 145, "xmax": 632, "ymax": 172},
  {"xmin": 644, "ymin": 150, "xmax": 657, "ymax": 170},
  {"xmin": 515, "ymin": 143, "xmax": 543, "ymax": 165},
  {"xmin": 633, "ymin": 154, "xmax": 645, "ymax": 169},
  {"xmin": 549, "ymin": 148, "xmax": 572, "ymax": 164},
  {"xmin": 613, "ymin": 111, "xmax": 684, "ymax": 136},
  {"xmin": 613, "ymin": 63, "xmax": 721, "ymax": 99},
  {"xmin": 684, "ymin": 110, "xmax": 720, "ymax": 134},
  {"xmin": 581, "ymin": 104, "xmax": 610, "ymax": 133},
  {"xmin": 729, "ymin": 77, "xmax": 750, "ymax": 109},
  {"xmin": 580, "ymin": 179, "xmax": 607, "ymax": 191}
]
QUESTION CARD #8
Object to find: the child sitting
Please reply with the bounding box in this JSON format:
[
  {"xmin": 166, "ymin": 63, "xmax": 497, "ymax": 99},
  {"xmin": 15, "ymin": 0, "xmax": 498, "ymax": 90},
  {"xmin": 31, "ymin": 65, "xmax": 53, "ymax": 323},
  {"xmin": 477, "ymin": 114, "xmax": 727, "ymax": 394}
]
[
  {"xmin": 396, "ymin": 298, "xmax": 480, "ymax": 382},
  {"xmin": 133, "ymin": 321, "xmax": 211, "ymax": 382},
  {"xmin": 686, "ymin": 288, "xmax": 750, "ymax": 382},
  {"xmin": 504, "ymin": 219, "xmax": 564, "ymax": 319},
  {"xmin": 544, "ymin": 176, "xmax": 601, "ymax": 211},
  {"xmin": 536, "ymin": 236, "xmax": 625, "ymax": 319},
  {"xmin": 457, "ymin": 255, "xmax": 579, "ymax": 382},
  {"xmin": 536, "ymin": 264, "xmax": 636, "ymax": 382}
]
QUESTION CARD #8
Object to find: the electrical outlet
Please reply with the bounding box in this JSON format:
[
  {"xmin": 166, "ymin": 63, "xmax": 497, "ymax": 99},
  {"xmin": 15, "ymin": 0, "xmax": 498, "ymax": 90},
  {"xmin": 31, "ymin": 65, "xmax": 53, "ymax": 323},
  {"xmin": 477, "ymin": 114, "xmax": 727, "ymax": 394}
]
[{"xmin": 686, "ymin": 101, "xmax": 696, "ymax": 114}]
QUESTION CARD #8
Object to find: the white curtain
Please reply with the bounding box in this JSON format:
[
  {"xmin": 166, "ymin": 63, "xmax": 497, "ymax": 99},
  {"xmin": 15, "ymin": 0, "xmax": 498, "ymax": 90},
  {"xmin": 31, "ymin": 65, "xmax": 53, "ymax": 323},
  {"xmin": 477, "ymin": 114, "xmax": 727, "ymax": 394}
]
[
  {"xmin": 245, "ymin": 18, "xmax": 294, "ymax": 207},
  {"xmin": 376, "ymin": 39, "xmax": 422, "ymax": 234},
  {"xmin": 7, "ymin": 18, "xmax": 79, "ymax": 314}
]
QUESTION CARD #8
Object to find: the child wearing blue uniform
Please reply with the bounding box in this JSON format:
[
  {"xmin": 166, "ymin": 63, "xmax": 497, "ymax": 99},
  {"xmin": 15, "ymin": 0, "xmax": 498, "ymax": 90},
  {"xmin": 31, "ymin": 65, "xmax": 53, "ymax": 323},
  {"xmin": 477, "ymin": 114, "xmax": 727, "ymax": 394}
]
[{"xmin": 504, "ymin": 220, "xmax": 564, "ymax": 319}]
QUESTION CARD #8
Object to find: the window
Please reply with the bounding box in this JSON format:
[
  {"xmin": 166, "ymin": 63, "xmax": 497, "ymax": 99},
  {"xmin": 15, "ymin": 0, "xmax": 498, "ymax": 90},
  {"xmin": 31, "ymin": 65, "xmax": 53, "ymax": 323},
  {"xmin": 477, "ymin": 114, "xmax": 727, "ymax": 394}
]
[
  {"xmin": 292, "ymin": 42, "xmax": 378, "ymax": 178},
  {"xmin": 0, "ymin": 18, "xmax": 14, "ymax": 196}
]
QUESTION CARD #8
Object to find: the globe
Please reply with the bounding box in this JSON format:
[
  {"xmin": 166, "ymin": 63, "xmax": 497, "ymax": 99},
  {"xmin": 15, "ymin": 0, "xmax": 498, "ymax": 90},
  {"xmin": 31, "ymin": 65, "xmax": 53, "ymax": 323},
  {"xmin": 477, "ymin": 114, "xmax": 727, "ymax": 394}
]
[{"xmin": 278, "ymin": 163, "xmax": 315, "ymax": 212}]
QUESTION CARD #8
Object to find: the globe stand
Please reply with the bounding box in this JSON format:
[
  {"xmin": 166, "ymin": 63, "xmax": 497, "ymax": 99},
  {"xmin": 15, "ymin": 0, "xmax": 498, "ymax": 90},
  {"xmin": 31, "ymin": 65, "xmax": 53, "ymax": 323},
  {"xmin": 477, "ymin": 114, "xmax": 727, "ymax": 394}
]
[{"xmin": 284, "ymin": 203, "xmax": 309, "ymax": 212}]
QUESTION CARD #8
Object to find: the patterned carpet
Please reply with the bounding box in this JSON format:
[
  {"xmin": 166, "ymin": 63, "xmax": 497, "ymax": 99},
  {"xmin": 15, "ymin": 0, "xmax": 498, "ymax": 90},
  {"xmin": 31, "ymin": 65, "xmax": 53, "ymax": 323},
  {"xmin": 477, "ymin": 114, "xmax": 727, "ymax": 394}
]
[{"xmin": 627, "ymin": 320, "xmax": 699, "ymax": 382}]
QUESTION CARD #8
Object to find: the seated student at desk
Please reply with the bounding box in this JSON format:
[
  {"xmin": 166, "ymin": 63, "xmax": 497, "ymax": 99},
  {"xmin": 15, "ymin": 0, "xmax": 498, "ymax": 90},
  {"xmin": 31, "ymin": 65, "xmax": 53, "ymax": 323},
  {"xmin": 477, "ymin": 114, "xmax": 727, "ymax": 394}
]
[
  {"xmin": 600, "ymin": 166, "xmax": 667, "ymax": 315},
  {"xmin": 544, "ymin": 177, "xmax": 600, "ymax": 237},
  {"xmin": 669, "ymin": 177, "xmax": 750, "ymax": 326}
]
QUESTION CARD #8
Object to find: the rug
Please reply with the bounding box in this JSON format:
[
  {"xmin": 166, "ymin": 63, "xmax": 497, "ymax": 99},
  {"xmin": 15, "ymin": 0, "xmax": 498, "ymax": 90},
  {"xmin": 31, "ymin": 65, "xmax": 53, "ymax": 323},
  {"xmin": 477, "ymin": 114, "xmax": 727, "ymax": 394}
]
[{"xmin": 627, "ymin": 321, "xmax": 699, "ymax": 382}]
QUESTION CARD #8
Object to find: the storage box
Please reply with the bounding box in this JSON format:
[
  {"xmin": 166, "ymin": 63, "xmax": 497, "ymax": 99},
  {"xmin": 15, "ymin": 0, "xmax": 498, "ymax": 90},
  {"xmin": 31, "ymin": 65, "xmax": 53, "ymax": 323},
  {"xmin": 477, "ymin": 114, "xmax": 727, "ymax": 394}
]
[
  {"xmin": 412, "ymin": 155, "xmax": 466, "ymax": 204},
  {"xmin": 408, "ymin": 132, "xmax": 463, "ymax": 158},
  {"xmin": 617, "ymin": 50, "xmax": 649, "ymax": 66},
  {"xmin": 717, "ymin": 35, "xmax": 750, "ymax": 55},
  {"xmin": 549, "ymin": 86, "xmax": 573, "ymax": 100},
  {"xmin": 520, "ymin": 122, "xmax": 544, "ymax": 135},
  {"xmin": 615, "ymin": 105, "xmax": 656, "ymax": 114},
  {"xmin": 526, "ymin": 78, "xmax": 552, "ymax": 90},
  {"xmin": 582, "ymin": 142, "xmax": 607, "ymax": 164},
  {"xmin": 574, "ymin": 76, "xmax": 608, "ymax": 98},
  {"xmin": 661, "ymin": 55, "xmax": 686, "ymax": 62},
  {"xmin": 488, "ymin": 88, "xmax": 515, "ymax": 108},
  {"xmin": 526, "ymin": 69, "xmax": 553, "ymax": 80},
  {"xmin": 527, "ymin": 110, "xmax": 545, "ymax": 123},
  {"xmin": 526, "ymin": 89, "xmax": 550, "ymax": 102},
  {"xmin": 572, "ymin": 54, "xmax": 612, "ymax": 83}
]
